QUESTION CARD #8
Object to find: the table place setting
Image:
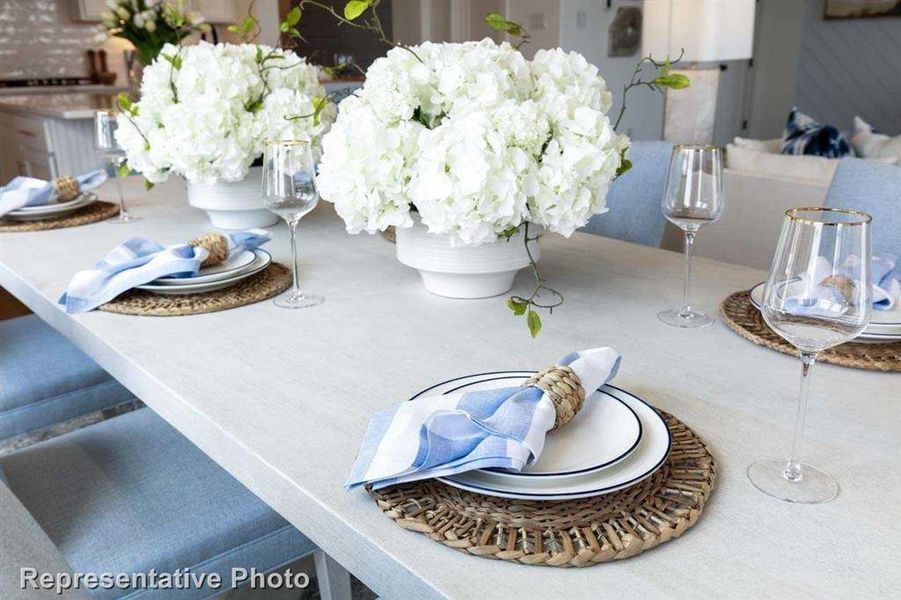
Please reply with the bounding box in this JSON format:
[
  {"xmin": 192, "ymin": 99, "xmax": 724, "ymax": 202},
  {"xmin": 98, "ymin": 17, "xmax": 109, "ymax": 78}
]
[
  {"xmin": 0, "ymin": 170, "xmax": 119, "ymax": 231},
  {"xmin": 721, "ymin": 209, "xmax": 900, "ymax": 373},
  {"xmin": 348, "ymin": 348, "xmax": 715, "ymax": 567},
  {"xmin": 58, "ymin": 229, "xmax": 292, "ymax": 316}
]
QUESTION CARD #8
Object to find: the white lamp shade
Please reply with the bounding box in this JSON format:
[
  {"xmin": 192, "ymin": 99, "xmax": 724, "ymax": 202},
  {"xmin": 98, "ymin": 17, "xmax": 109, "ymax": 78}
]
[{"xmin": 642, "ymin": 0, "xmax": 756, "ymax": 62}]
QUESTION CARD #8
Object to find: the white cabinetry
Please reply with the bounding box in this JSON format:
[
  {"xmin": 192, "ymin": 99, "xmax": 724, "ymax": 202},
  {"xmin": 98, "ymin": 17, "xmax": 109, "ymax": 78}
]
[
  {"xmin": 72, "ymin": 0, "xmax": 239, "ymax": 23},
  {"xmin": 0, "ymin": 113, "xmax": 105, "ymax": 184}
]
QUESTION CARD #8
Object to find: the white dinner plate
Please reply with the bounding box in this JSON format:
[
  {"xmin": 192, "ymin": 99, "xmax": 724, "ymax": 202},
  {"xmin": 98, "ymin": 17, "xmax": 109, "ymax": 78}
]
[
  {"xmin": 410, "ymin": 372, "xmax": 642, "ymax": 481},
  {"xmin": 4, "ymin": 193, "xmax": 96, "ymax": 220},
  {"xmin": 136, "ymin": 249, "xmax": 271, "ymax": 295},
  {"xmin": 423, "ymin": 372, "xmax": 671, "ymax": 500},
  {"xmin": 151, "ymin": 250, "xmax": 257, "ymax": 286},
  {"xmin": 749, "ymin": 281, "xmax": 901, "ymax": 341}
]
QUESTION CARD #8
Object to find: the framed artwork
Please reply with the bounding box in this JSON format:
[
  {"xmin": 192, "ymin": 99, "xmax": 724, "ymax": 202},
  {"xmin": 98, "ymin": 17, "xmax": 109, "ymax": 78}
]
[{"xmin": 824, "ymin": 0, "xmax": 901, "ymax": 19}]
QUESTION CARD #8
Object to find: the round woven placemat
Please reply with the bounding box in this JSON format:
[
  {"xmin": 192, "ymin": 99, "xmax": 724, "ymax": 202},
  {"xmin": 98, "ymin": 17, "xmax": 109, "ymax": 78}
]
[
  {"xmin": 0, "ymin": 201, "xmax": 119, "ymax": 232},
  {"xmin": 721, "ymin": 291, "xmax": 900, "ymax": 372},
  {"xmin": 97, "ymin": 263, "xmax": 292, "ymax": 316},
  {"xmin": 370, "ymin": 412, "xmax": 715, "ymax": 567}
]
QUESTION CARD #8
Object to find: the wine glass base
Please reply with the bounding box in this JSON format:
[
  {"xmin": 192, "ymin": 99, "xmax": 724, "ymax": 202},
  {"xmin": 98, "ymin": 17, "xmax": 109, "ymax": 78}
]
[
  {"xmin": 108, "ymin": 213, "xmax": 140, "ymax": 224},
  {"xmin": 747, "ymin": 459, "xmax": 838, "ymax": 504},
  {"xmin": 273, "ymin": 292, "xmax": 324, "ymax": 309},
  {"xmin": 657, "ymin": 308, "xmax": 713, "ymax": 328}
]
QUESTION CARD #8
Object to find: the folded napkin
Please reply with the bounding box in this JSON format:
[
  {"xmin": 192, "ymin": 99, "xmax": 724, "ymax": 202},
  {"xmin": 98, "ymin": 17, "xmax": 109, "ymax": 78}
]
[
  {"xmin": 346, "ymin": 348, "xmax": 622, "ymax": 491},
  {"xmin": 783, "ymin": 255, "xmax": 899, "ymax": 317},
  {"xmin": 60, "ymin": 229, "xmax": 270, "ymax": 314},
  {"xmin": 0, "ymin": 170, "xmax": 108, "ymax": 217}
]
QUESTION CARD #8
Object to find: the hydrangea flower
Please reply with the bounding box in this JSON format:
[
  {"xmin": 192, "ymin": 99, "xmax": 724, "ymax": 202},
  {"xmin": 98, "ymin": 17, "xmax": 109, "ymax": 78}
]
[
  {"xmin": 116, "ymin": 42, "xmax": 334, "ymax": 185},
  {"xmin": 317, "ymin": 38, "xmax": 629, "ymax": 245}
]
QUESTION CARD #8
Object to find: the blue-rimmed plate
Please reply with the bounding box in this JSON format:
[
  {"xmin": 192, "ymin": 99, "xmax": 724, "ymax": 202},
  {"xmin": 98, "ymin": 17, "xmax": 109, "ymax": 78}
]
[
  {"xmin": 411, "ymin": 371, "xmax": 642, "ymax": 482},
  {"xmin": 413, "ymin": 372, "xmax": 672, "ymax": 501}
]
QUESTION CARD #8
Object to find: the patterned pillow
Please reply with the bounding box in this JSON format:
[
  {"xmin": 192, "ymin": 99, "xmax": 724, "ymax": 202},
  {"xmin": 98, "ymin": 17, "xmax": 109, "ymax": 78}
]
[{"xmin": 781, "ymin": 108, "xmax": 854, "ymax": 158}]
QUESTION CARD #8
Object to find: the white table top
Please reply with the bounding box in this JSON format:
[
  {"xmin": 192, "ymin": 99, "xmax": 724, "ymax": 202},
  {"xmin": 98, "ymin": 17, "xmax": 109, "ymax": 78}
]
[{"xmin": 2, "ymin": 178, "xmax": 899, "ymax": 599}]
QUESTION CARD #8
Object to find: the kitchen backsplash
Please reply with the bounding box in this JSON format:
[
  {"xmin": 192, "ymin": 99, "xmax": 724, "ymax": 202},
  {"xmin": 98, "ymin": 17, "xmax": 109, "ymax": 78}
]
[{"xmin": 0, "ymin": 0, "xmax": 127, "ymax": 81}]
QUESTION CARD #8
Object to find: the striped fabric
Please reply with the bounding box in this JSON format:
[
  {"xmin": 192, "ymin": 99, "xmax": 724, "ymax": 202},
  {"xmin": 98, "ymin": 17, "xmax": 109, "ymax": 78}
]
[{"xmin": 346, "ymin": 348, "xmax": 622, "ymax": 490}]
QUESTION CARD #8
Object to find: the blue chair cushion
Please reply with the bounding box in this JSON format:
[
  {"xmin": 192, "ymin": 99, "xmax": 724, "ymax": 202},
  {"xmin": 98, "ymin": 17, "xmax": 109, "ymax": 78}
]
[
  {"xmin": 0, "ymin": 408, "xmax": 316, "ymax": 599},
  {"xmin": 581, "ymin": 141, "xmax": 673, "ymax": 247},
  {"xmin": 825, "ymin": 158, "xmax": 901, "ymax": 257},
  {"xmin": 0, "ymin": 315, "xmax": 134, "ymax": 441}
]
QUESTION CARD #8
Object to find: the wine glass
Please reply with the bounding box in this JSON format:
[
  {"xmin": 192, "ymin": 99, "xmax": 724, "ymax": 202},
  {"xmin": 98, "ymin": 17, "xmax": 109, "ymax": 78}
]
[
  {"xmin": 658, "ymin": 144, "xmax": 724, "ymax": 328},
  {"xmin": 261, "ymin": 140, "xmax": 323, "ymax": 309},
  {"xmin": 748, "ymin": 207, "xmax": 871, "ymax": 503},
  {"xmin": 94, "ymin": 110, "xmax": 138, "ymax": 223}
]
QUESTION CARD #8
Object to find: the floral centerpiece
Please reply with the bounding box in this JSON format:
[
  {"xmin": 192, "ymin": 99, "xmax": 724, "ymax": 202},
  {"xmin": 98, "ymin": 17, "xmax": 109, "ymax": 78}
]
[
  {"xmin": 97, "ymin": 0, "xmax": 209, "ymax": 66},
  {"xmin": 115, "ymin": 40, "xmax": 336, "ymax": 228}
]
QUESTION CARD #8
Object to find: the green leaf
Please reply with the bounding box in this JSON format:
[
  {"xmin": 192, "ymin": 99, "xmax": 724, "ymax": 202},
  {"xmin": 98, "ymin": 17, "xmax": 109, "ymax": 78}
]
[
  {"xmin": 654, "ymin": 73, "xmax": 690, "ymax": 89},
  {"xmin": 285, "ymin": 6, "xmax": 302, "ymax": 26},
  {"xmin": 507, "ymin": 298, "xmax": 527, "ymax": 316},
  {"xmin": 256, "ymin": 46, "xmax": 263, "ymax": 63},
  {"xmin": 144, "ymin": 179, "xmax": 154, "ymax": 191},
  {"xmin": 117, "ymin": 163, "xmax": 131, "ymax": 178},
  {"xmin": 280, "ymin": 21, "xmax": 290, "ymax": 32},
  {"xmin": 242, "ymin": 15, "xmax": 256, "ymax": 32},
  {"xmin": 227, "ymin": 24, "xmax": 240, "ymax": 33},
  {"xmin": 616, "ymin": 157, "xmax": 632, "ymax": 178},
  {"xmin": 526, "ymin": 309, "xmax": 542, "ymax": 338},
  {"xmin": 116, "ymin": 93, "xmax": 134, "ymax": 115},
  {"xmin": 501, "ymin": 225, "xmax": 520, "ymax": 240},
  {"xmin": 344, "ymin": 0, "xmax": 370, "ymax": 20},
  {"xmin": 161, "ymin": 53, "xmax": 182, "ymax": 70},
  {"xmin": 484, "ymin": 12, "xmax": 508, "ymax": 31}
]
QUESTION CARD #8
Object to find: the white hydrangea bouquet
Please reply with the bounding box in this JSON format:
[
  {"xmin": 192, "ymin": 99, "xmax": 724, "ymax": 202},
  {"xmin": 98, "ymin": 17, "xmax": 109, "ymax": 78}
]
[
  {"xmin": 318, "ymin": 39, "xmax": 626, "ymax": 245},
  {"xmin": 116, "ymin": 41, "xmax": 335, "ymax": 185}
]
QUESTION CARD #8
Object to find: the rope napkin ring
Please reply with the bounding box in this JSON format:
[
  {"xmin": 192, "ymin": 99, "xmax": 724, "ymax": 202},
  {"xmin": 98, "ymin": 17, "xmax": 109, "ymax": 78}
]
[
  {"xmin": 189, "ymin": 233, "xmax": 229, "ymax": 267},
  {"xmin": 522, "ymin": 365, "xmax": 586, "ymax": 430},
  {"xmin": 52, "ymin": 176, "xmax": 80, "ymax": 202}
]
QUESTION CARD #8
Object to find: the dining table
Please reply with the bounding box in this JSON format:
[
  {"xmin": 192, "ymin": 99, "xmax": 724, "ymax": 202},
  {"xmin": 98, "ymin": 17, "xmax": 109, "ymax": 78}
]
[{"xmin": 1, "ymin": 177, "xmax": 898, "ymax": 599}]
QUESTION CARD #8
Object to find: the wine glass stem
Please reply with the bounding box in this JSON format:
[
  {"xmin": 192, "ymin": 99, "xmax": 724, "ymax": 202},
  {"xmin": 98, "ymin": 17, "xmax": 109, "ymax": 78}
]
[
  {"xmin": 288, "ymin": 218, "xmax": 302, "ymax": 299},
  {"xmin": 111, "ymin": 159, "xmax": 128, "ymax": 215},
  {"xmin": 785, "ymin": 351, "xmax": 817, "ymax": 482},
  {"xmin": 679, "ymin": 231, "xmax": 696, "ymax": 317}
]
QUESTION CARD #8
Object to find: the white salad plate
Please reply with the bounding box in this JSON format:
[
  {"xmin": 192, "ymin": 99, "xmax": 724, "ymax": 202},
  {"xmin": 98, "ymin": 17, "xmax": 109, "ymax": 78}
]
[
  {"xmin": 5, "ymin": 193, "xmax": 96, "ymax": 220},
  {"xmin": 749, "ymin": 281, "xmax": 901, "ymax": 341},
  {"xmin": 410, "ymin": 372, "xmax": 642, "ymax": 481},
  {"xmin": 414, "ymin": 372, "xmax": 671, "ymax": 501},
  {"xmin": 136, "ymin": 249, "xmax": 271, "ymax": 295},
  {"xmin": 151, "ymin": 250, "xmax": 257, "ymax": 286}
]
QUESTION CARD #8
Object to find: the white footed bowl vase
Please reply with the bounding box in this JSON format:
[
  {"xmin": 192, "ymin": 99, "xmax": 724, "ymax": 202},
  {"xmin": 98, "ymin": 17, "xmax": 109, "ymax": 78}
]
[
  {"xmin": 395, "ymin": 222, "xmax": 540, "ymax": 299},
  {"xmin": 186, "ymin": 166, "xmax": 279, "ymax": 230}
]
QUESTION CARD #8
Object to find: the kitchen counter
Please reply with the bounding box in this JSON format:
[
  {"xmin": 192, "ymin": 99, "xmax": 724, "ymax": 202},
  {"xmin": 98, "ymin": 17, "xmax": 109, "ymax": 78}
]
[
  {"xmin": 0, "ymin": 92, "xmax": 120, "ymax": 120},
  {"xmin": 0, "ymin": 84, "xmax": 127, "ymax": 97}
]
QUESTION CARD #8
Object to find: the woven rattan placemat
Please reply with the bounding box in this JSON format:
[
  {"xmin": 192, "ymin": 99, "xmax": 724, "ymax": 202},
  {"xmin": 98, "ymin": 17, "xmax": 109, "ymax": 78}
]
[
  {"xmin": 97, "ymin": 263, "xmax": 291, "ymax": 316},
  {"xmin": 370, "ymin": 412, "xmax": 714, "ymax": 567},
  {"xmin": 721, "ymin": 291, "xmax": 900, "ymax": 372},
  {"xmin": 0, "ymin": 201, "xmax": 119, "ymax": 232}
]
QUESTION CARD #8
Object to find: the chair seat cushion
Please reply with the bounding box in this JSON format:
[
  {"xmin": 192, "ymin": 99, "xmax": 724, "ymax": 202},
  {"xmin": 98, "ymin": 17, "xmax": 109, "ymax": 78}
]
[
  {"xmin": 0, "ymin": 408, "xmax": 315, "ymax": 599},
  {"xmin": 0, "ymin": 315, "xmax": 134, "ymax": 440}
]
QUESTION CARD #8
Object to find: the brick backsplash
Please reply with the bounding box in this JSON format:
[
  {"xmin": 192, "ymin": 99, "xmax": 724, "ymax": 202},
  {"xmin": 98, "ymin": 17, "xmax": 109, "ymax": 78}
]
[{"xmin": 0, "ymin": 0, "xmax": 128, "ymax": 80}]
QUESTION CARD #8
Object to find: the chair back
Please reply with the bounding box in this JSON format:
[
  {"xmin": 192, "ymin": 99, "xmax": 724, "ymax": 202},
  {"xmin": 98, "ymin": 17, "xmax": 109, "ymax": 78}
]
[
  {"xmin": 825, "ymin": 158, "xmax": 901, "ymax": 257},
  {"xmin": 581, "ymin": 141, "xmax": 673, "ymax": 247}
]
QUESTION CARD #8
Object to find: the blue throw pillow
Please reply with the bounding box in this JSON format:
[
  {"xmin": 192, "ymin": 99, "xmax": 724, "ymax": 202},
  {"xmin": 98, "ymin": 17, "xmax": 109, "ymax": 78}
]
[{"xmin": 781, "ymin": 107, "xmax": 854, "ymax": 158}]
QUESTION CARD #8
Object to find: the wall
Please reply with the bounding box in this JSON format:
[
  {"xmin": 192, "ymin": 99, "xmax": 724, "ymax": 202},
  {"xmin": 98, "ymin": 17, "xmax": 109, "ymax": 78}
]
[
  {"xmin": 0, "ymin": 0, "xmax": 128, "ymax": 80},
  {"xmin": 795, "ymin": 0, "xmax": 901, "ymax": 134},
  {"xmin": 558, "ymin": 0, "xmax": 664, "ymax": 141}
]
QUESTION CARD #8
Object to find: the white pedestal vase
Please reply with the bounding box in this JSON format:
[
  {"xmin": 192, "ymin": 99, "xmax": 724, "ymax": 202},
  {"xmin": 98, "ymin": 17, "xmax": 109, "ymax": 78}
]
[
  {"xmin": 395, "ymin": 222, "xmax": 540, "ymax": 299},
  {"xmin": 186, "ymin": 166, "xmax": 279, "ymax": 230}
]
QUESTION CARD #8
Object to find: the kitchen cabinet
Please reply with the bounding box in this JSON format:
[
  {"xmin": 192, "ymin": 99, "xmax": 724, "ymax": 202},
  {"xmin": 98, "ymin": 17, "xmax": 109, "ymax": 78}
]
[{"xmin": 73, "ymin": 0, "xmax": 240, "ymax": 24}]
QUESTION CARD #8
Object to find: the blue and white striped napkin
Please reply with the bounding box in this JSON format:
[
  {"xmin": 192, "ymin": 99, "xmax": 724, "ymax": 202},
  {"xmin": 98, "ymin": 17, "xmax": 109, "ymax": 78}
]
[
  {"xmin": 783, "ymin": 254, "xmax": 899, "ymax": 317},
  {"xmin": 346, "ymin": 348, "xmax": 622, "ymax": 490},
  {"xmin": 59, "ymin": 229, "xmax": 270, "ymax": 314},
  {"xmin": 0, "ymin": 170, "xmax": 108, "ymax": 217}
]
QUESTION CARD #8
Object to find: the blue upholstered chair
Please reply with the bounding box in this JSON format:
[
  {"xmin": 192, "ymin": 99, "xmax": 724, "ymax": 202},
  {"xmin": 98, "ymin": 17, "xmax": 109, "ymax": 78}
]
[
  {"xmin": 0, "ymin": 407, "xmax": 347, "ymax": 599},
  {"xmin": 825, "ymin": 158, "xmax": 901, "ymax": 257},
  {"xmin": 0, "ymin": 315, "xmax": 134, "ymax": 441},
  {"xmin": 581, "ymin": 141, "xmax": 673, "ymax": 247}
]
